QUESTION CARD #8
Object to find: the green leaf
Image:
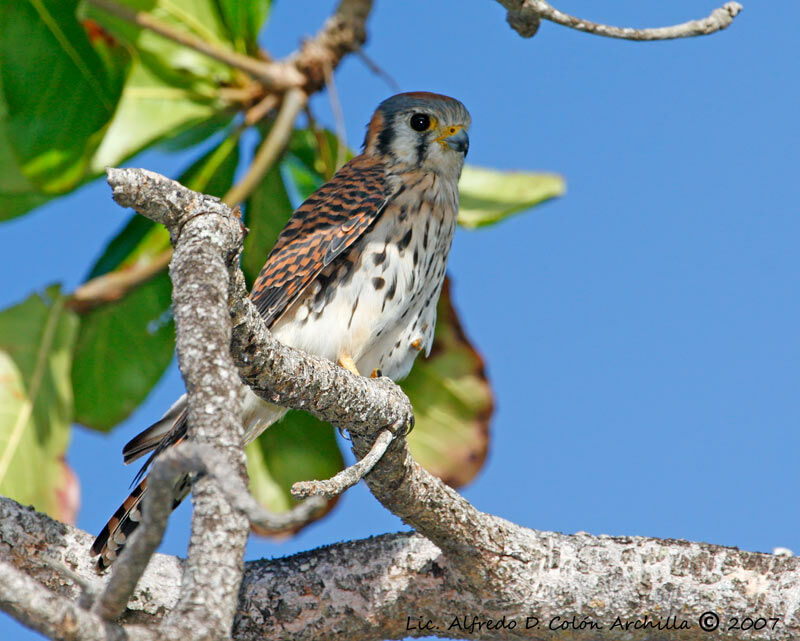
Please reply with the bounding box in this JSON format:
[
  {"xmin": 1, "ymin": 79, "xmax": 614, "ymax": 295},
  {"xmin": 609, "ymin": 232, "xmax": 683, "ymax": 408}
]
[
  {"xmin": 0, "ymin": 107, "xmax": 50, "ymax": 221},
  {"xmin": 0, "ymin": 287, "xmax": 79, "ymax": 521},
  {"xmin": 215, "ymin": 0, "xmax": 271, "ymax": 54},
  {"xmin": 88, "ymin": 129, "xmax": 240, "ymax": 282},
  {"xmin": 157, "ymin": 111, "xmax": 235, "ymax": 152},
  {"xmin": 0, "ymin": 0, "xmax": 128, "ymax": 207},
  {"xmin": 84, "ymin": 0, "xmax": 237, "ymax": 169},
  {"xmin": 403, "ymin": 278, "xmax": 493, "ymax": 487},
  {"xmin": 72, "ymin": 271, "xmax": 174, "ymax": 430},
  {"xmin": 83, "ymin": 17, "xmax": 132, "ymax": 94},
  {"xmin": 280, "ymin": 128, "xmax": 355, "ymax": 206},
  {"xmin": 458, "ymin": 165, "xmax": 565, "ymax": 229},
  {"xmin": 179, "ymin": 126, "xmax": 241, "ymax": 194},
  {"xmin": 289, "ymin": 128, "xmax": 352, "ymax": 182},
  {"xmin": 87, "ymin": 214, "xmax": 162, "ymax": 280},
  {"xmin": 283, "ymin": 158, "xmax": 321, "ymax": 204},
  {"xmin": 89, "ymin": 55, "xmax": 230, "ymax": 171},
  {"xmin": 246, "ymin": 411, "xmax": 342, "ymax": 534},
  {"xmin": 82, "ymin": 0, "xmax": 235, "ymax": 77},
  {"xmin": 72, "ymin": 133, "xmax": 240, "ymax": 430}
]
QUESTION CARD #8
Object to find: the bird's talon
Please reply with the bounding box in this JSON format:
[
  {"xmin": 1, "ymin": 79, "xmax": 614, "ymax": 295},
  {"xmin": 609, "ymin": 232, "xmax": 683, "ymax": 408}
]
[
  {"xmin": 338, "ymin": 353, "xmax": 361, "ymax": 377},
  {"xmin": 370, "ymin": 368, "xmax": 382, "ymax": 378},
  {"xmin": 388, "ymin": 415, "xmax": 414, "ymax": 436}
]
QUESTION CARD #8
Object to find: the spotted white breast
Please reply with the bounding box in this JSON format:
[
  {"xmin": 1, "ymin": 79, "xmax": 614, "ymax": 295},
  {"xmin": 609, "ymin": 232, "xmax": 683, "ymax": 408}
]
[{"xmin": 241, "ymin": 170, "xmax": 459, "ymax": 441}]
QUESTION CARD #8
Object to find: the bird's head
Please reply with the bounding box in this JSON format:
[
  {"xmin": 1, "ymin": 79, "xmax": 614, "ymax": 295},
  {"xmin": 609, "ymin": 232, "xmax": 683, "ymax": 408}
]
[{"xmin": 363, "ymin": 92, "xmax": 470, "ymax": 179}]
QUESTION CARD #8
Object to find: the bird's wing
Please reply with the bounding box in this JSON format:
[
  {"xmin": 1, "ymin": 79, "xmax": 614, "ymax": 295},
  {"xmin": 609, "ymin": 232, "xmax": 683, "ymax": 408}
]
[{"xmin": 250, "ymin": 154, "xmax": 392, "ymax": 327}]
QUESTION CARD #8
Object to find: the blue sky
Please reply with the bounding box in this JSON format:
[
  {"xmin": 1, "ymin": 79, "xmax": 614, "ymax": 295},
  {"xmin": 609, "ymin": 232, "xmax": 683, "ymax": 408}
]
[{"xmin": 3, "ymin": 1, "xmax": 799, "ymax": 638}]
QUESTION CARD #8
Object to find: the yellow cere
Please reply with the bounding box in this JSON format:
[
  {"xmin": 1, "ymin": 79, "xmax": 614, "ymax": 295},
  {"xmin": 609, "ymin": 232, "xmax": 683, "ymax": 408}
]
[{"xmin": 435, "ymin": 123, "xmax": 465, "ymax": 144}]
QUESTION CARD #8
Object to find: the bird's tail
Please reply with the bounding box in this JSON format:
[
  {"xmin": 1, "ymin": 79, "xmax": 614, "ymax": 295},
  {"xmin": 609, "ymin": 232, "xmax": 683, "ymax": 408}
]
[
  {"xmin": 89, "ymin": 472, "xmax": 192, "ymax": 570},
  {"xmin": 91, "ymin": 391, "xmax": 286, "ymax": 571}
]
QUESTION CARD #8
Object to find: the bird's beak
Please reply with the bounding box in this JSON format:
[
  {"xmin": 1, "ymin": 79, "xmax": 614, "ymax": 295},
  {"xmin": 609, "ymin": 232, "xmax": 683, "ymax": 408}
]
[
  {"xmin": 436, "ymin": 125, "xmax": 469, "ymax": 156},
  {"xmin": 443, "ymin": 128, "xmax": 469, "ymax": 156}
]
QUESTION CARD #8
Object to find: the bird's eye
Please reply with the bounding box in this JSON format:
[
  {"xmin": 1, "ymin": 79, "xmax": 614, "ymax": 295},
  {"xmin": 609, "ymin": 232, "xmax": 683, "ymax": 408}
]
[{"xmin": 409, "ymin": 113, "xmax": 431, "ymax": 132}]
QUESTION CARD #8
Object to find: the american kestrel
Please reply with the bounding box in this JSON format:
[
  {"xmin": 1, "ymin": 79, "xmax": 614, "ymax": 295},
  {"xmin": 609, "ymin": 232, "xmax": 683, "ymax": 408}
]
[{"xmin": 91, "ymin": 92, "xmax": 471, "ymax": 569}]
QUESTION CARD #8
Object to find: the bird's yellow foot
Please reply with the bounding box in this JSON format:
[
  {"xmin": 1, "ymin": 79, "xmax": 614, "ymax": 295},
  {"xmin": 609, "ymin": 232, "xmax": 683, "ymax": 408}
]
[{"xmin": 338, "ymin": 353, "xmax": 361, "ymax": 377}]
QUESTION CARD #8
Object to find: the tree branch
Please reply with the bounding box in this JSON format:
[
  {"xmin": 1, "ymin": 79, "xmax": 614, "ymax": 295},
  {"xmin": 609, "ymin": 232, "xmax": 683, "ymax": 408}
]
[
  {"xmin": 84, "ymin": 0, "xmax": 305, "ymax": 88},
  {"xmin": 69, "ymin": 0, "xmax": 374, "ymax": 312},
  {"xmin": 291, "ymin": 429, "xmax": 395, "ymax": 499},
  {"xmin": 8, "ymin": 170, "xmax": 795, "ymax": 640},
  {"xmin": 2, "ymin": 496, "xmax": 799, "ymax": 641},
  {"xmin": 67, "ymin": 249, "xmax": 172, "ymax": 313},
  {"xmin": 499, "ymin": 0, "xmax": 743, "ymax": 40},
  {"xmin": 112, "ymin": 167, "xmax": 251, "ymax": 640},
  {"xmin": 92, "ymin": 446, "xmax": 201, "ymax": 621},
  {"xmin": 92, "ymin": 440, "xmax": 329, "ymax": 622},
  {"xmin": 288, "ymin": 0, "xmax": 373, "ymax": 93},
  {"xmin": 223, "ymin": 87, "xmax": 308, "ymax": 207},
  {"xmin": 96, "ymin": 169, "xmax": 800, "ymax": 640},
  {"xmin": 0, "ymin": 560, "xmax": 157, "ymax": 641}
]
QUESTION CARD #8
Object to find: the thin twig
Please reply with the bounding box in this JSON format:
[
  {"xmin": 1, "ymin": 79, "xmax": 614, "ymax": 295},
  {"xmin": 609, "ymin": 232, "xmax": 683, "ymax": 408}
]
[
  {"xmin": 70, "ymin": 1, "xmax": 373, "ymax": 312},
  {"xmin": 218, "ymin": 86, "xmax": 262, "ymax": 104},
  {"xmin": 505, "ymin": 0, "xmax": 743, "ymax": 40},
  {"xmin": 184, "ymin": 443, "xmax": 329, "ymax": 532},
  {"xmin": 244, "ymin": 93, "xmax": 280, "ymax": 126},
  {"xmin": 292, "ymin": 429, "xmax": 394, "ymax": 499},
  {"xmin": 91, "ymin": 436, "xmax": 328, "ymax": 621},
  {"xmin": 354, "ymin": 48, "xmax": 400, "ymax": 91},
  {"xmin": 72, "ymin": 90, "xmax": 302, "ymax": 312},
  {"xmin": 288, "ymin": 0, "xmax": 373, "ymax": 92},
  {"xmin": 324, "ymin": 65, "xmax": 348, "ymax": 171},
  {"xmin": 303, "ymin": 107, "xmax": 331, "ymax": 179},
  {"xmin": 68, "ymin": 250, "xmax": 172, "ymax": 312},
  {"xmin": 92, "ymin": 448, "xmax": 192, "ymax": 621},
  {"xmin": 93, "ymin": 441, "xmax": 328, "ymax": 621},
  {"xmin": 223, "ymin": 87, "xmax": 308, "ymax": 207},
  {"xmin": 85, "ymin": 0, "xmax": 304, "ymax": 87}
]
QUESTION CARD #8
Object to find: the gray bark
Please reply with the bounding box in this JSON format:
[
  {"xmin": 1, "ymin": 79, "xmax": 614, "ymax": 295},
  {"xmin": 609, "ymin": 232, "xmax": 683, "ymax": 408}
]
[
  {"xmin": 2, "ymin": 169, "xmax": 798, "ymax": 641},
  {"xmin": 162, "ymin": 169, "xmax": 249, "ymax": 641},
  {"xmin": 497, "ymin": 0, "xmax": 742, "ymax": 40},
  {"xmin": 2, "ymin": 496, "xmax": 798, "ymax": 640},
  {"xmin": 0, "ymin": 1, "xmax": 752, "ymax": 638},
  {"xmin": 103, "ymin": 168, "xmax": 250, "ymax": 641}
]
